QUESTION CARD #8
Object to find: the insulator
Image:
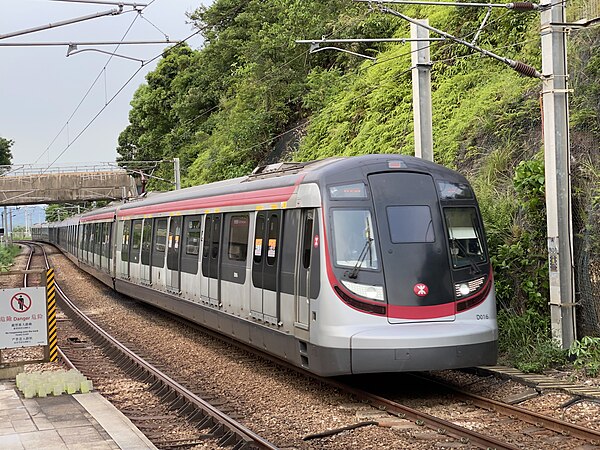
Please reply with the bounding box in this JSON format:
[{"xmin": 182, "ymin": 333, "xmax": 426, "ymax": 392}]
[
  {"xmin": 510, "ymin": 60, "xmax": 542, "ymax": 79},
  {"xmin": 507, "ymin": 2, "xmax": 538, "ymax": 10}
]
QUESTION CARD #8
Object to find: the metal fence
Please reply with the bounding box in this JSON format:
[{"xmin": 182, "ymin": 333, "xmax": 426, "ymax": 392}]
[{"xmin": 569, "ymin": 20, "xmax": 600, "ymax": 337}]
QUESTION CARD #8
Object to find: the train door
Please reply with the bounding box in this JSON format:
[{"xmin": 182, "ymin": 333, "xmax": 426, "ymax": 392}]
[
  {"xmin": 166, "ymin": 216, "xmax": 182, "ymax": 293},
  {"xmin": 140, "ymin": 218, "xmax": 153, "ymax": 285},
  {"xmin": 295, "ymin": 209, "xmax": 314, "ymax": 329},
  {"xmin": 201, "ymin": 214, "xmax": 222, "ymax": 306},
  {"xmin": 251, "ymin": 211, "xmax": 282, "ymax": 325}
]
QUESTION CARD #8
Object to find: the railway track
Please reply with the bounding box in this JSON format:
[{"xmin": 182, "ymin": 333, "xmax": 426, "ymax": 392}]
[
  {"xmin": 23, "ymin": 242, "xmax": 278, "ymax": 450},
  {"xmin": 30, "ymin": 241, "xmax": 600, "ymax": 449}
]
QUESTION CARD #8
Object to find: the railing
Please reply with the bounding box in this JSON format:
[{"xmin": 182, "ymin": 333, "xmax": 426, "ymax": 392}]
[{"xmin": 0, "ymin": 163, "xmax": 128, "ymax": 177}]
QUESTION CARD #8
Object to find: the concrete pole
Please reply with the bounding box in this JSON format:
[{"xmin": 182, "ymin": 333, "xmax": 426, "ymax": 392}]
[
  {"xmin": 540, "ymin": 0, "xmax": 576, "ymax": 348},
  {"xmin": 173, "ymin": 157, "xmax": 181, "ymax": 190},
  {"xmin": 411, "ymin": 19, "xmax": 434, "ymax": 161}
]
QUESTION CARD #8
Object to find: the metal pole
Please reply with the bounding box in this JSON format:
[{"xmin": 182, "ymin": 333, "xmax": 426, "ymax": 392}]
[
  {"xmin": 2, "ymin": 207, "xmax": 7, "ymax": 247},
  {"xmin": 173, "ymin": 158, "xmax": 181, "ymax": 190},
  {"xmin": 0, "ymin": 8, "xmax": 122, "ymax": 40},
  {"xmin": 411, "ymin": 20, "xmax": 434, "ymax": 161},
  {"xmin": 8, "ymin": 208, "xmax": 13, "ymax": 245},
  {"xmin": 540, "ymin": 0, "xmax": 576, "ymax": 348}
]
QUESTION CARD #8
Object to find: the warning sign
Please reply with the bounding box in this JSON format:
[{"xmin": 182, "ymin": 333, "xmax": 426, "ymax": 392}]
[{"xmin": 0, "ymin": 287, "xmax": 47, "ymax": 349}]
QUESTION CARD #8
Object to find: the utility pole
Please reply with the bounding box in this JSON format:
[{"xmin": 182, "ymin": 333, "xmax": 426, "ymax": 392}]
[
  {"xmin": 411, "ymin": 20, "xmax": 433, "ymax": 161},
  {"xmin": 173, "ymin": 158, "xmax": 181, "ymax": 190},
  {"xmin": 540, "ymin": 0, "xmax": 576, "ymax": 348}
]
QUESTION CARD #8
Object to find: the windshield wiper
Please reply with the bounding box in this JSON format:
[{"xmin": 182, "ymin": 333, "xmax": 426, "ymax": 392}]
[
  {"xmin": 451, "ymin": 237, "xmax": 481, "ymax": 274},
  {"xmin": 347, "ymin": 237, "xmax": 374, "ymax": 279}
]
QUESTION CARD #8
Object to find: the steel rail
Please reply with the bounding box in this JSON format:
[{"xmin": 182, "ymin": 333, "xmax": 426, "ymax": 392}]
[
  {"xmin": 410, "ymin": 373, "xmax": 600, "ymax": 443},
  {"xmin": 33, "ymin": 242, "xmax": 278, "ymax": 450},
  {"xmin": 156, "ymin": 309, "xmax": 520, "ymax": 449}
]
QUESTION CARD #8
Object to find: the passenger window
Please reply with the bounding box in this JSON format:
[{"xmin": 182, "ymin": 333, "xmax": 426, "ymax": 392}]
[
  {"xmin": 121, "ymin": 221, "xmax": 130, "ymax": 262},
  {"xmin": 141, "ymin": 219, "xmax": 153, "ymax": 265},
  {"xmin": 253, "ymin": 215, "xmax": 265, "ymax": 264},
  {"xmin": 185, "ymin": 218, "xmax": 202, "ymax": 255},
  {"xmin": 227, "ymin": 214, "xmax": 249, "ymax": 261},
  {"xmin": 211, "ymin": 216, "xmax": 221, "ymax": 259},
  {"xmin": 203, "ymin": 216, "xmax": 212, "ymax": 258},
  {"xmin": 302, "ymin": 215, "xmax": 314, "ymax": 269},
  {"xmin": 266, "ymin": 215, "xmax": 279, "ymax": 266},
  {"xmin": 131, "ymin": 220, "xmax": 143, "ymax": 263},
  {"xmin": 154, "ymin": 219, "xmax": 167, "ymax": 252}
]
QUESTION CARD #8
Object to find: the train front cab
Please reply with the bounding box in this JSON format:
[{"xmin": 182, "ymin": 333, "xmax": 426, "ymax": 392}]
[{"xmin": 318, "ymin": 158, "xmax": 498, "ymax": 374}]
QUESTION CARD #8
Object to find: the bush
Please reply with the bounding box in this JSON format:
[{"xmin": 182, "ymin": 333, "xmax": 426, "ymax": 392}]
[
  {"xmin": 569, "ymin": 336, "xmax": 600, "ymax": 377},
  {"xmin": 497, "ymin": 309, "xmax": 567, "ymax": 372},
  {"xmin": 0, "ymin": 244, "xmax": 21, "ymax": 271}
]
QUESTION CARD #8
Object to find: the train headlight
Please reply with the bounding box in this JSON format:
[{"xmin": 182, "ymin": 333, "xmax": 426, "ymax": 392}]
[
  {"xmin": 341, "ymin": 280, "xmax": 385, "ymax": 302},
  {"xmin": 458, "ymin": 283, "xmax": 471, "ymax": 296}
]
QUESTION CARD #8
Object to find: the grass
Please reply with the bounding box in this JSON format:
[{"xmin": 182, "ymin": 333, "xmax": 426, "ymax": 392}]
[{"xmin": 0, "ymin": 244, "xmax": 21, "ymax": 271}]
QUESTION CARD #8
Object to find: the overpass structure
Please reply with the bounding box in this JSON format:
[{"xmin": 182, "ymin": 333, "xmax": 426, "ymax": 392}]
[{"xmin": 0, "ymin": 163, "xmax": 138, "ymax": 207}]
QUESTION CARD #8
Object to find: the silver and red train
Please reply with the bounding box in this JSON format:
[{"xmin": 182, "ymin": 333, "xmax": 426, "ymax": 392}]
[{"xmin": 33, "ymin": 154, "xmax": 497, "ymax": 376}]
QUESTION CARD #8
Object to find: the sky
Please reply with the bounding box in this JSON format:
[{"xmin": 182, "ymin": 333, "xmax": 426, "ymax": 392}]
[{"xmin": 1, "ymin": 0, "xmax": 208, "ymax": 169}]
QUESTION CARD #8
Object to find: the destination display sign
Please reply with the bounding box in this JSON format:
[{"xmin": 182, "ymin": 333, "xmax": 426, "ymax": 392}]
[{"xmin": 0, "ymin": 287, "xmax": 48, "ymax": 349}]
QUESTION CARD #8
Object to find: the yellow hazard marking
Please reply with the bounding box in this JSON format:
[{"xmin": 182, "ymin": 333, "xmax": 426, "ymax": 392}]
[{"xmin": 46, "ymin": 269, "xmax": 58, "ymax": 363}]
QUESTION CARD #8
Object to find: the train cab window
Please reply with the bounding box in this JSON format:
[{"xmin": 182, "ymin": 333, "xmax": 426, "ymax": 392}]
[
  {"xmin": 386, "ymin": 205, "xmax": 435, "ymax": 243},
  {"xmin": 131, "ymin": 220, "xmax": 142, "ymax": 263},
  {"xmin": 331, "ymin": 210, "xmax": 378, "ymax": 269},
  {"xmin": 443, "ymin": 207, "xmax": 486, "ymax": 268},
  {"xmin": 121, "ymin": 221, "xmax": 131, "ymax": 262},
  {"xmin": 227, "ymin": 214, "xmax": 249, "ymax": 262},
  {"xmin": 141, "ymin": 219, "xmax": 153, "ymax": 266},
  {"xmin": 152, "ymin": 218, "xmax": 167, "ymax": 268}
]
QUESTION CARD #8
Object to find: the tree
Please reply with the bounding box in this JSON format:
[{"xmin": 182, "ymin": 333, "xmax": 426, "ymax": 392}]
[{"xmin": 0, "ymin": 137, "xmax": 13, "ymax": 168}]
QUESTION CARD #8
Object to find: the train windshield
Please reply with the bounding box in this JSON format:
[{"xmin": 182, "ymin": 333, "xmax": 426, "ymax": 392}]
[
  {"xmin": 444, "ymin": 207, "xmax": 486, "ymax": 269},
  {"xmin": 332, "ymin": 210, "xmax": 378, "ymax": 270}
]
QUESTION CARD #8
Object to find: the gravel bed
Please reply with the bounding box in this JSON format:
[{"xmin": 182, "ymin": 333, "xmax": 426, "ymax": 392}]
[
  {"xmin": 0, "ymin": 244, "xmax": 590, "ymax": 450},
  {"xmin": 48, "ymin": 252, "xmax": 473, "ymax": 449}
]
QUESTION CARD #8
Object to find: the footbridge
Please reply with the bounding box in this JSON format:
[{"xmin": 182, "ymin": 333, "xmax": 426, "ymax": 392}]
[{"xmin": 0, "ymin": 163, "xmax": 138, "ymax": 206}]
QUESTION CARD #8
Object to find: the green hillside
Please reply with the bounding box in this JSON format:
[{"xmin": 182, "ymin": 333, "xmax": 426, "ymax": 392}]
[{"xmin": 117, "ymin": 1, "xmax": 600, "ymax": 372}]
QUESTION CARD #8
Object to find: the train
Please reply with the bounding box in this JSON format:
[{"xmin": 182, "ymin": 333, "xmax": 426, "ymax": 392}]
[{"xmin": 32, "ymin": 154, "xmax": 498, "ymax": 376}]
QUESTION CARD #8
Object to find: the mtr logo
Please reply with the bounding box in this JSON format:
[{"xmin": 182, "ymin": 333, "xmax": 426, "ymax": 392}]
[{"xmin": 413, "ymin": 283, "xmax": 429, "ymax": 297}]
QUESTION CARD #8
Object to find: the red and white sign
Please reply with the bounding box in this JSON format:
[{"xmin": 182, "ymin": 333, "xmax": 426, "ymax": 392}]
[
  {"xmin": 313, "ymin": 235, "xmax": 320, "ymax": 248},
  {"xmin": 413, "ymin": 283, "xmax": 429, "ymax": 297},
  {"xmin": 0, "ymin": 287, "xmax": 47, "ymax": 349},
  {"xmin": 11, "ymin": 292, "xmax": 32, "ymax": 313}
]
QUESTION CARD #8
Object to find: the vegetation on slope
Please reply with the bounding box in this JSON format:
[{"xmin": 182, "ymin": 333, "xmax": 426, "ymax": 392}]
[{"xmin": 116, "ymin": 1, "xmax": 600, "ymax": 371}]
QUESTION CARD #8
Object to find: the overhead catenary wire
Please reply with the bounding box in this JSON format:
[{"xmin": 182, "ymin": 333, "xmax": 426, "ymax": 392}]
[
  {"xmin": 33, "ymin": 10, "xmax": 143, "ymax": 165},
  {"xmin": 42, "ymin": 28, "xmax": 202, "ymax": 173}
]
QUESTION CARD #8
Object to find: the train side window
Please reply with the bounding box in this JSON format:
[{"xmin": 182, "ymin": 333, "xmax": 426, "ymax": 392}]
[
  {"xmin": 121, "ymin": 221, "xmax": 131, "ymax": 262},
  {"xmin": 131, "ymin": 219, "xmax": 142, "ymax": 263},
  {"xmin": 266, "ymin": 214, "xmax": 279, "ymax": 266},
  {"xmin": 105, "ymin": 223, "xmax": 112, "ymax": 259},
  {"xmin": 227, "ymin": 214, "xmax": 249, "ymax": 261},
  {"xmin": 181, "ymin": 215, "xmax": 202, "ymax": 275},
  {"xmin": 152, "ymin": 218, "xmax": 167, "ymax": 268},
  {"xmin": 141, "ymin": 219, "xmax": 153, "ymax": 266},
  {"xmin": 96, "ymin": 223, "xmax": 103, "ymax": 255},
  {"xmin": 253, "ymin": 214, "xmax": 265, "ymax": 264},
  {"xmin": 302, "ymin": 214, "xmax": 314, "ymax": 269},
  {"xmin": 211, "ymin": 215, "xmax": 221, "ymax": 260},
  {"xmin": 167, "ymin": 216, "xmax": 182, "ymax": 271},
  {"xmin": 202, "ymin": 216, "xmax": 212, "ymax": 259}
]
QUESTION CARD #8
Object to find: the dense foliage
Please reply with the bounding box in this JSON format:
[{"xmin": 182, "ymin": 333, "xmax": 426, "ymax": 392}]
[
  {"xmin": 0, "ymin": 137, "xmax": 13, "ymax": 168},
  {"xmin": 116, "ymin": 1, "xmax": 600, "ymax": 370}
]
